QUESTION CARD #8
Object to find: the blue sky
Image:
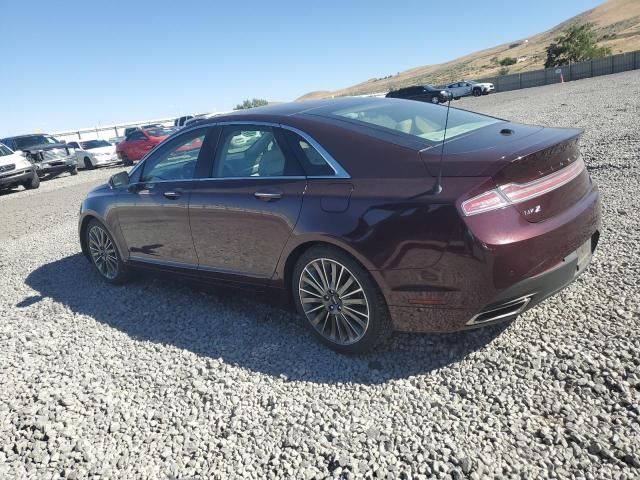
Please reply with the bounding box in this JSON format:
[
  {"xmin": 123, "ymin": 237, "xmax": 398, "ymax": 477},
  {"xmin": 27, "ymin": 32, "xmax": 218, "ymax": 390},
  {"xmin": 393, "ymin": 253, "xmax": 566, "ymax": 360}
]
[{"xmin": 0, "ymin": 0, "xmax": 603, "ymax": 135}]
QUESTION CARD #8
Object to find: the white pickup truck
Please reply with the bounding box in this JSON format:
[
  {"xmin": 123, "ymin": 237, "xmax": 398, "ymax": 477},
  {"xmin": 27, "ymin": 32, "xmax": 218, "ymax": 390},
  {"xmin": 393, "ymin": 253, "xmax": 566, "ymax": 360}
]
[{"xmin": 445, "ymin": 80, "xmax": 495, "ymax": 99}]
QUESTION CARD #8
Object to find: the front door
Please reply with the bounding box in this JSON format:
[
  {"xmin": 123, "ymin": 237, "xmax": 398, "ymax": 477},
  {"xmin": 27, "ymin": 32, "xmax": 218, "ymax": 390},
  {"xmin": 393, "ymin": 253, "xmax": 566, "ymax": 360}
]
[
  {"xmin": 116, "ymin": 127, "xmax": 212, "ymax": 268},
  {"xmin": 189, "ymin": 124, "xmax": 306, "ymax": 281}
]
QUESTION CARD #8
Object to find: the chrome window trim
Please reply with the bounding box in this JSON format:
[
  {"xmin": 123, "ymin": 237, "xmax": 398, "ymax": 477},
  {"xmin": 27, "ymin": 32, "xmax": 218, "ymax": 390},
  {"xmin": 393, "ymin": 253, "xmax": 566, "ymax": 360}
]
[
  {"xmin": 126, "ymin": 121, "xmax": 351, "ymax": 181},
  {"xmin": 279, "ymin": 125, "xmax": 350, "ymax": 179}
]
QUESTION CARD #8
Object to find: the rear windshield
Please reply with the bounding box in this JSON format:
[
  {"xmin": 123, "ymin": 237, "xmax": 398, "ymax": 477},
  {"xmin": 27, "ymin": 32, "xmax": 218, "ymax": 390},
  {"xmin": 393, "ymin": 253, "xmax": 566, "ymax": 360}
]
[
  {"xmin": 80, "ymin": 140, "xmax": 111, "ymax": 149},
  {"xmin": 326, "ymin": 100, "xmax": 502, "ymax": 143},
  {"xmin": 145, "ymin": 127, "xmax": 175, "ymax": 137}
]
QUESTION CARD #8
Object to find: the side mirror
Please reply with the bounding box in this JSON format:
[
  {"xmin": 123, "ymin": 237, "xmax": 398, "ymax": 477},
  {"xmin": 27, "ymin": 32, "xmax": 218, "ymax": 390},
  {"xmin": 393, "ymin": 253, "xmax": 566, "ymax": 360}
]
[{"xmin": 109, "ymin": 171, "xmax": 130, "ymax": 189}]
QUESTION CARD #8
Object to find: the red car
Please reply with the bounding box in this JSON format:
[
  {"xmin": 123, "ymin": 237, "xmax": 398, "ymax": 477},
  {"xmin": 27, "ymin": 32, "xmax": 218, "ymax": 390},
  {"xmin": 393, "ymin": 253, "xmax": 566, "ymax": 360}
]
[{"xmin": 116, "ymin": 127, "xmax": 175, "ymax": 165}]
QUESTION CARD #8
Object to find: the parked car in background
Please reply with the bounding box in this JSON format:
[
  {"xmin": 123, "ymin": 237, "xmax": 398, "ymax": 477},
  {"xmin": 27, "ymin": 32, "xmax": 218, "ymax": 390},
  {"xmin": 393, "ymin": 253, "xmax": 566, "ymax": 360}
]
[
  {"xmin": 66, "ymin": 139, "xmax": 120, "ymax": 170},
  {"xmin": 386, "ymin": 85, "xmax": 450, "ymax": 104},
  {"xmin": 116, "ymin": 126, "xmax": 175, "ymax": 165},
  {"xmin": 0, "ymin": 142, "xmax": 39, "ymax": 191},
  {"xmin": 80, "ymin": 97, "xmax": 600, "ymax": 353},
  {"xmin": 0, "ymin": 134, "xmax": 78, "ymax": 178},
  {"xmin": 174, "ymin": 115, "xmax": 194, "ymax": 128},
  {"xmin": 445, "ymin": 80, "xmax": 495, "ymax": 99},
  {"xmin": 109, "ymin": 136, "xmax": 125, "ymax": 145}
]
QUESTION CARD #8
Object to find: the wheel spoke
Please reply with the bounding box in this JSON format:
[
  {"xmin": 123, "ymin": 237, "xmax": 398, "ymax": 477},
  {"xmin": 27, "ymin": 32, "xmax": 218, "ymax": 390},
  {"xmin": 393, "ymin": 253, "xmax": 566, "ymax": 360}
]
[
  {"xmin": 343, "ymin": 309, "xmax": 368, "ymax": 329},
  {"xmin": 341, "ymin": 288, "xmax": 363, "ymax": 299},
  {"xmin": 337, "ymin": 275, "xmax": 355, "ymax": 295},
  {"xmin": 343, "ymin": 305, "xmax": 368, "ymax": 319},
  {"xmin": 302, "ymin": 268, "xmax": 325, "ymax": 294},
  {"xmin": 300, "ymin": 287, "xmax": 322, "ymax": 298},
  {"xmin": 312, "ymin": 261, "xmax": 329, "ymax": 291}
]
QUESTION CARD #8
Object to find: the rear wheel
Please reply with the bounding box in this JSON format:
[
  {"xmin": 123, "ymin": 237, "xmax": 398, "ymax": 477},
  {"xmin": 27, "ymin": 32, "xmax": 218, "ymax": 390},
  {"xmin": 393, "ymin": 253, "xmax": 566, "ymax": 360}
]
[
  {"xmin": 84, "ymin": 157, "xmax": 95, "ymax": 170},
  {"xmin": 121, "ymin": 153, "xmax": 132, "ymax": 167},
  {"xmin": 24, "ymin": 172, "xmax": 40, "ymax": 190},
  {"xmin": 85, "ymin": 219, "xmax": 130, "ymax": 284},
  {"xmin": 69, "ymin": 166, "xmax": 78, "ymax": 176},
  {"xmin": 293, "ymin": 246, "xmax": 392, "ymax": 353}
]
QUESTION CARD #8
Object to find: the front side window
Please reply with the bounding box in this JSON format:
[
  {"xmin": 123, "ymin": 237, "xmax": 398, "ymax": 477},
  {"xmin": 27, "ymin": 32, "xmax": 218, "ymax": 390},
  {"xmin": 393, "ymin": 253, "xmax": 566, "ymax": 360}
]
[
  {"xmin": 325, "ymin": 101, "xmax": 502, "ymax": 143},
  {"xmin": 214, "ymin": 126, "xmax": 303, "ymax": 178},
  {"xmin": 140, "ymin": 129, "xmax": 205, "ymax": 182}
]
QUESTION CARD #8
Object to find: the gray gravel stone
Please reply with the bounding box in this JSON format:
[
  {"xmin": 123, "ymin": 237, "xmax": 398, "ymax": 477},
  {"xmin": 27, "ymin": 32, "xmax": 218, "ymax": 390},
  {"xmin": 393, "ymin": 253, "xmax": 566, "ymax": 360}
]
[{"xmin": 0, "ymin": 71, "xmax": 639, "ymax": 479}]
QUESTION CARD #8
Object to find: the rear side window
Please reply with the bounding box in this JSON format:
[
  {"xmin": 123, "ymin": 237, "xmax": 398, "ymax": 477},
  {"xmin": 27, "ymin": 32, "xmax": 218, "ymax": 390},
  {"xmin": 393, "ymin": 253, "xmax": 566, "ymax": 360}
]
[
  {"xmin": 325, "ymin": 101, "xmax": 502, "ymax": 144},
  {"xmin": 283, "ymin": 130, "xmax": 335, "ymax": 177},
  {"xmin": 214, "ymin": 126, "xmax": 303, "ymax": 178}
]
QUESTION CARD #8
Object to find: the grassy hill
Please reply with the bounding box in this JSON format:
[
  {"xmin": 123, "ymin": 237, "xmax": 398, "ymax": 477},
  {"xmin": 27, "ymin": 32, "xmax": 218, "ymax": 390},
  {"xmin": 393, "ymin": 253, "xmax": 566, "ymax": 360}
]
[{"xmin": 298, "ymin": 0, "xmax": 640, "ymax": 100}]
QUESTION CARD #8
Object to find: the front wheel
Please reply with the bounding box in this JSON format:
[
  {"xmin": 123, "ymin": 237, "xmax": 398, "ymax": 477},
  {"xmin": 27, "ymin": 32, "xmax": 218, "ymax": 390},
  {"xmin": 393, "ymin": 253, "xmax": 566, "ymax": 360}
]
[
  {"xmin": 24, "ymin": 172, "xmax": 40, "ymax": 190},
  {"xmin": 84, "ymin": 157, "xmax": 95, "ymax": 170},
  {"xmin": 473, "ymin": 88, "xmax": 482, "ymax": 97},
  {"xmin": 69, "ymin": 166, "xmax": 78, "ymax": 176},
  {"xmin": 121, "ymin": 153, "xmax": 132, "ymax": 167},
  {"xmin": 431, "ymin": 96, "xmax": 439, "ymax": 104},
  {"xmin": 293, "ymin": 246, "xmax": 392, "ymax": 353},
  {"xmin": 85, "ymin": 219, "xmax": 130, "ymax": 284}
]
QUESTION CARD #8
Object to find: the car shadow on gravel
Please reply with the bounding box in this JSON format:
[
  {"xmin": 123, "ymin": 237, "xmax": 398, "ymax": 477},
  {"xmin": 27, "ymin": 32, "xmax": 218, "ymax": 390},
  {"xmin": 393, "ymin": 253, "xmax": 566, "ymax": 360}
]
[{"xmin": 25, "ymin": 254, "xmax": 508, "ymax": 385}]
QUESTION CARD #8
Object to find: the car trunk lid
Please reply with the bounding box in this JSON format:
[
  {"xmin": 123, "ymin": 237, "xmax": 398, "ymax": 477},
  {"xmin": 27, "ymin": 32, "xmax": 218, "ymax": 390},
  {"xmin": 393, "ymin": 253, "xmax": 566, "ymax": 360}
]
[{"xmin": 421, "ymin": 123, "xmax": 591, "ymax": 223}]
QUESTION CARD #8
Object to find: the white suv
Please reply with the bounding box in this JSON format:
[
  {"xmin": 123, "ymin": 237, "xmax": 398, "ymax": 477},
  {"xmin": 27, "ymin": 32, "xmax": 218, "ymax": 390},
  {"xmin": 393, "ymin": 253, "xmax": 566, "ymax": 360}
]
[
  {"xmin": 0, "ymin": 143, "xmax": 39, "ymax": 191},
  {"xmin": 446, "ymin": 80, "xmax": 495, "ymax": 99}
]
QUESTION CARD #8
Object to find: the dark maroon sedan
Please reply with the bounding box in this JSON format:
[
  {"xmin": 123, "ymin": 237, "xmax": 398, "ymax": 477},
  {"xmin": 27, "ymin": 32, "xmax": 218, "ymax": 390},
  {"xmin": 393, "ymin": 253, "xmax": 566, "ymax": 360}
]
[{"xmin": 79, "ymin": 98, "xmax": 600, "ymax": 352}]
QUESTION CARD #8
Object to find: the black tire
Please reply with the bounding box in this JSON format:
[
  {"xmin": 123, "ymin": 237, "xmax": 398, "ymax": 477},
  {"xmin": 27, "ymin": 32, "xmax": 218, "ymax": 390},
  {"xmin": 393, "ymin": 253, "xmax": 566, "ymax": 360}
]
[
  {"xmin": 431, "ymin": 96, "xmax": 439, "ymax": 104},
  {"xmin": 85, "ymin": 219, "xmax": 130, "ymax": 284},
  {"xmin": 84, "ymin": 157, "xmax": 95, "ymax": 170},
  {"xmin": 69, "ymin": 166, "xmax": 78, "ymax": 176},
  {"xmin": 24, "ymin": 172, "xmax": 40, "ymax": 190},
  {"xmin": 292, "ymin": 245, "xmax": 392, "ymax": 353},
  {"xmin": 121, "ymin": 153, "xmax": 133, "ymax": 167},
  {"xmin": 473, "ymin": 88, "xmax": 482, "ymax": 97}
]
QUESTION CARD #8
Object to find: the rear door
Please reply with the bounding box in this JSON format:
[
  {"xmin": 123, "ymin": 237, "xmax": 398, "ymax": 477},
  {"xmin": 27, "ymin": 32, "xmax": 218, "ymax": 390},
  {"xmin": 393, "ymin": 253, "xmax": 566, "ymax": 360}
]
[{"xmin": 189, "ymin": 124, "xmax": 306, "ymax": 282}]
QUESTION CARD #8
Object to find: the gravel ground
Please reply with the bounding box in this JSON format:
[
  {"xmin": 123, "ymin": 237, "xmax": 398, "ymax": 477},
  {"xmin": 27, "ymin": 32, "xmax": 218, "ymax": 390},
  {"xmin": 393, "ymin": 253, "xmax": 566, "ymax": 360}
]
[{"xmin": 1, "ymin": 71, "xmax": 639, "ymax": 479}]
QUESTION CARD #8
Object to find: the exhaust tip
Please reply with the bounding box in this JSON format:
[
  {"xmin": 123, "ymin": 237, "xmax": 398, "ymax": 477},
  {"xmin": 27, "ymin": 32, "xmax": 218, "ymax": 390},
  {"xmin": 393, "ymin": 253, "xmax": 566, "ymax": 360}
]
[{"xmin": 467, "ymin": 296, "xmax": 532, "ymax": 326}]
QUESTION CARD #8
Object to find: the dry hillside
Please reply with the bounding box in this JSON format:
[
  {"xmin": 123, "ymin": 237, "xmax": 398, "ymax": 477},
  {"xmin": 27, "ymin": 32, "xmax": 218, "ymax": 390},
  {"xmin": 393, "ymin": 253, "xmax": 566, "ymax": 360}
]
[{"xmin": 299, "ymin": 0, "xmax": 640, "ymax": 100}]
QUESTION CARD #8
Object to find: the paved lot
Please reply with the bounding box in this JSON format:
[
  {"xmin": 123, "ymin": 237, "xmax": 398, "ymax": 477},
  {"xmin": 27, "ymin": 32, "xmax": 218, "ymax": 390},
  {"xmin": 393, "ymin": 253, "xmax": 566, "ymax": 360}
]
[{"xmin": 0, "ymin": 71, "xmax": 639, "ymax": 479}]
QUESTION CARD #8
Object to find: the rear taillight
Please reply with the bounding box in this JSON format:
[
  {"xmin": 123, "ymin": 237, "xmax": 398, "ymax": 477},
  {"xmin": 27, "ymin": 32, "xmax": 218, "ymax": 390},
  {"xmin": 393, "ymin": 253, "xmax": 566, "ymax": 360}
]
[{"xmin": 461, "ymin": 158, "xmax": 585, "ymax": 216}]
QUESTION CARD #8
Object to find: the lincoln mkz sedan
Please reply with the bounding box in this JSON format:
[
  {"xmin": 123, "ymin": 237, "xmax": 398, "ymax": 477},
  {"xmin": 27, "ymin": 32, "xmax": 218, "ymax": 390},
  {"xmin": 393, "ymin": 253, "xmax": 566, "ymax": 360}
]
[{"xmin": 79, "ymin": 98, "xmax": 601, "ymax": 352}]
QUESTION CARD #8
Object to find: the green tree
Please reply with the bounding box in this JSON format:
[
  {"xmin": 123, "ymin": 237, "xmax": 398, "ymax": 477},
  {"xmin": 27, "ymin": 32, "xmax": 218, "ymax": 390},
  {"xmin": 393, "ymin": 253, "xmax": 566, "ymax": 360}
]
[
  {"xmin": 234, "ymin": 98, "xmax": 269, "ymax": 110},
  {"xmin": 545, "ymin": 23, "xmax": 611, "ymax": 68}
]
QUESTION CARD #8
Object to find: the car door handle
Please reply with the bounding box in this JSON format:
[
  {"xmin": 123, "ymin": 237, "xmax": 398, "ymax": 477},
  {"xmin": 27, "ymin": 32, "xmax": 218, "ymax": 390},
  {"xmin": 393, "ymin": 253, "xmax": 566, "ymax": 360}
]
[
  {"xmin": 254, "ymin": 191, "xmax": 282, "ymax": 201},
  {"xmin": 163, "ymin": 190, "xmax": 182, "ymax": 199}
]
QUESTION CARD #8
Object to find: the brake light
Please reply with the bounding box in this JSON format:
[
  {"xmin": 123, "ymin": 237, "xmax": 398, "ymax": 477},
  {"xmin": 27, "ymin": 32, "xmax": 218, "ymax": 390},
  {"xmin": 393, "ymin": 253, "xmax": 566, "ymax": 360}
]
[{"xmin": 461, "ymin": 158, "xmax": 585, "ymax": 216}]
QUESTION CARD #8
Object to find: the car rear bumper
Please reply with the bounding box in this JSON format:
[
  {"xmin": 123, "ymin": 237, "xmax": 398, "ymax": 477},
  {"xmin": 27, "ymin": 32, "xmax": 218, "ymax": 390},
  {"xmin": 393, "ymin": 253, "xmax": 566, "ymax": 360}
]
[{"xmin": 381, "ymin": 184, "xmax": 601, "ymax": 333}]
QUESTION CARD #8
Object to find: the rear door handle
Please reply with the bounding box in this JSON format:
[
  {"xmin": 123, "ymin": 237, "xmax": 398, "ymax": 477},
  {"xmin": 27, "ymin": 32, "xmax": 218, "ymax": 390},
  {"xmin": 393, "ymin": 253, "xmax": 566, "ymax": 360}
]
[
  {"xmin": 163, "ymin": 189, "xmax": 183, "ymax": 199},
  {"xmin": 254, "ymin": 191, "xmax": 282, "ymax": 201}
]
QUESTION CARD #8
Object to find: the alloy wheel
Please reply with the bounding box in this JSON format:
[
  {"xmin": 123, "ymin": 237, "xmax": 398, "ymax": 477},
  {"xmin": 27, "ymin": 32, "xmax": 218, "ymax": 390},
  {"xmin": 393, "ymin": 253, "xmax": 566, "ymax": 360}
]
[
  {"xmin": 88, "ymin": 225, "xmax": 118, "ymax": 279},
  {"xmin": 298, "ymin": 258, "xmax": 370, "ymax": 345}
]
